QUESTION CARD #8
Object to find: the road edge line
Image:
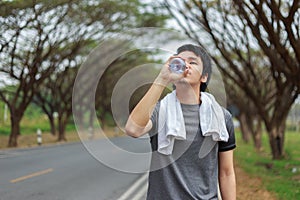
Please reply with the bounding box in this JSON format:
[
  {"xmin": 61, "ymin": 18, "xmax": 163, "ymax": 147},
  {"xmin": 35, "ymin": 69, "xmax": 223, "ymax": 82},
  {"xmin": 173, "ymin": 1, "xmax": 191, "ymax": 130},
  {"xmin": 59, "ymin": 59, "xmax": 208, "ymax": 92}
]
[
  {"xmin": 117, "ymin": 173, "xmax": 148, "ymax": 200},
  {"xmin": 132, "ymin": 181, "xmax": 148, "ymax": 200}
]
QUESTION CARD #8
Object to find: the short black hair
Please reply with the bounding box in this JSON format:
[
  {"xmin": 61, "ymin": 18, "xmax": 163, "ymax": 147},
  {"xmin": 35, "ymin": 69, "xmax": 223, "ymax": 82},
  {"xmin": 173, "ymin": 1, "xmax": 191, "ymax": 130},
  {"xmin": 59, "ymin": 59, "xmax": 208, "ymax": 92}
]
[{"xmin": 176, "ymin": 44, "xmax": 212, "ymax": 92}]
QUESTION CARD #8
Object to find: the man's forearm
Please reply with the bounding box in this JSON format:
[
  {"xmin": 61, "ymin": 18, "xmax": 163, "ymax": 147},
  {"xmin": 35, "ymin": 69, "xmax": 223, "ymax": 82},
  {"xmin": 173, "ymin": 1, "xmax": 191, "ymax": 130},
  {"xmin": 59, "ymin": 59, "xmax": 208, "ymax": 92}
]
[
  {"xmin": 219, "ymin": 173, "xmax": 236, "ymax": 200},
  {"xmin": 125, "ymin": 77, "xmax": 168, "ymax": 136},
  {"xmin": 130, "ymin": 78, "xmax": 166, "ymax": 126}
]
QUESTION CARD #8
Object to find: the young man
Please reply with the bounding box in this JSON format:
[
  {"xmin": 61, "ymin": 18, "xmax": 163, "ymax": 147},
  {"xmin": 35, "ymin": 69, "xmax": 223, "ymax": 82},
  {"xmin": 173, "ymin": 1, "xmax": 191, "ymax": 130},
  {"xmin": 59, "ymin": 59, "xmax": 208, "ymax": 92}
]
[{"xmin": 125, "ymin": 44, "xmax": 236, "ymax": 200}]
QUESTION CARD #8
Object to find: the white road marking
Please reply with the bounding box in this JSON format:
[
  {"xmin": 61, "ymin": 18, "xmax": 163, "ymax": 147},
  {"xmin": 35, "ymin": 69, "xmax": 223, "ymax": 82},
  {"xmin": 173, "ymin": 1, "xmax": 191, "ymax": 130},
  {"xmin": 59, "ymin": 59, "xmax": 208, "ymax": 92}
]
[
  {"xmin": 117, "ymin": 173, "xmax": 148, "ymax": 200},
  {"xmin": 131, "ymin": 182, "xmax": 148, "ymax": 200}
]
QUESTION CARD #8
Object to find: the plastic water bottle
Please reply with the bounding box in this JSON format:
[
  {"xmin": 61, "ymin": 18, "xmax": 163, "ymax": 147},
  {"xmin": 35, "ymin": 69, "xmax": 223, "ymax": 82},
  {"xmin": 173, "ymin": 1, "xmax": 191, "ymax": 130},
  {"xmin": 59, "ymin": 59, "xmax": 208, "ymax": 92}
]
[{"xmin": 169, "ymin": 58, "xmax": 186, "ymax": 74}]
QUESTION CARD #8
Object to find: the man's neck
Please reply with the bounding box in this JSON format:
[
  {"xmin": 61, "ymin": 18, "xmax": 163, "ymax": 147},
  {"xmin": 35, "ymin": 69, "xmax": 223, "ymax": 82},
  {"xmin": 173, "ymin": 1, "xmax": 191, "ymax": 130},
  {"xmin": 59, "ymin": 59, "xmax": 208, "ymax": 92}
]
[{"xmin": 175, "ymin": 84, "xmax": 201, "ymax": 105}]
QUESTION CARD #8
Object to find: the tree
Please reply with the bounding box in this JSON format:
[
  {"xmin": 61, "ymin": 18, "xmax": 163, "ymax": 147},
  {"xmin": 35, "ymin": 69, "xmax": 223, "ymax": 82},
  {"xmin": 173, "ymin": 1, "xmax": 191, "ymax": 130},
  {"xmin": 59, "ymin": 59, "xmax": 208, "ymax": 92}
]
[
  {"xmin": 225, "ymin": 68, "xmax": 264, "ymax": 151},
  {"xmin": 0, "ymin": 0, "xmax": 166, "ymax": 146},
  {"xmin": 0, "ymin": 0, "xmax": 168, "ymax": 147},
  {"xmin": 0, "ymin": 1, "xmax": 82, "ymax": 146},
  {"xmin": 33, "ymin": 65, "xmax": 78, "ymax": 141},
  {"xmin": 163, "ymin": 0, "xmax": 300, "ymax": 159},
  {"xmin": 72, "ymin": 31, "xmax": 178, "ymax": 135},
  {"xmin": 95, "ymin": 49, "xmax": 159, "ymax": 127},
  {"xmin": 224, "ymin": 51, "xmax": 275, "ymax": 151}
]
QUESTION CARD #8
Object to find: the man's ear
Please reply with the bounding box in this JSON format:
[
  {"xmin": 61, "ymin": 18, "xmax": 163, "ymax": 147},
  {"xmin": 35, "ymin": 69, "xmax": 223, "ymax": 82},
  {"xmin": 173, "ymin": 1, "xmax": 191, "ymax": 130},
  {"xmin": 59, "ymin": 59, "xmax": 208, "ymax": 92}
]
[
  {"xmin": 200, "ymin": 73, "xmax": 208, "ymax": 83},
  {"xmin": 200, "ymin": 73, "xmax": 208, "ymax": 92}
]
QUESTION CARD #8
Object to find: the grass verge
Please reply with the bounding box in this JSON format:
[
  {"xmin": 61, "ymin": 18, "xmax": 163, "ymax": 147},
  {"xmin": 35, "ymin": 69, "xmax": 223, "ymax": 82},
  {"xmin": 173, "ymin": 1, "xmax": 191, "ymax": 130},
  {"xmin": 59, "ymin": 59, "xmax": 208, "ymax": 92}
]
[{"xmin": 235, "ymin": 131, "xmax": 300, "ymax": 200}]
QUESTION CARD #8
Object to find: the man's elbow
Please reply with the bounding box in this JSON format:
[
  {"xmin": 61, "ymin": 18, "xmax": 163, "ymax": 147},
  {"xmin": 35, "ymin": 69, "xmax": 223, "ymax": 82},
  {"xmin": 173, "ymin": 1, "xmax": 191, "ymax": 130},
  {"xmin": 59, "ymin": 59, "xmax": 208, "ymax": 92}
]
[
  {"xmin": 125, "ymin": 118, "xmax": 151, "ymax": 138},
  {"xmin": 125, "ymin": 125, "xmax": 141, "ymax": 138}
]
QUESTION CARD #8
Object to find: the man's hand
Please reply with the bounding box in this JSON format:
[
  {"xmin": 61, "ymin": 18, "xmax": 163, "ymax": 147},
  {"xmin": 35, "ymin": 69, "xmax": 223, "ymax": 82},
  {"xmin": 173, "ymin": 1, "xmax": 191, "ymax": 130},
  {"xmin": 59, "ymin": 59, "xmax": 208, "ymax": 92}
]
[{"xmin": 156, "ymin": 56, "xmax": 187, "ymax": 86}]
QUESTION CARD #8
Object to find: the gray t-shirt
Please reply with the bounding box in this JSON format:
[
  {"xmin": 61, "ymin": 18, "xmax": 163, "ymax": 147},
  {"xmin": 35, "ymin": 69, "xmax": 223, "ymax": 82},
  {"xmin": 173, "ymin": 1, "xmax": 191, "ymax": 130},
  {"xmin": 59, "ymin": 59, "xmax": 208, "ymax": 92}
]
[{"xmin": 147, "ymin": 103, "xmax": 236, "ymax": 200}]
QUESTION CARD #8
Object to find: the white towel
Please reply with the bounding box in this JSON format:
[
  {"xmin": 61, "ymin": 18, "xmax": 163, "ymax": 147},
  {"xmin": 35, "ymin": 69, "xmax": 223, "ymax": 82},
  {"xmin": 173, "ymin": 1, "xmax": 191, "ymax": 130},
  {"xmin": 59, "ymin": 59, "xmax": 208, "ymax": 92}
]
[{"xmin": 157, "ymin": 91, "xmax": 229, "ymax": 155}]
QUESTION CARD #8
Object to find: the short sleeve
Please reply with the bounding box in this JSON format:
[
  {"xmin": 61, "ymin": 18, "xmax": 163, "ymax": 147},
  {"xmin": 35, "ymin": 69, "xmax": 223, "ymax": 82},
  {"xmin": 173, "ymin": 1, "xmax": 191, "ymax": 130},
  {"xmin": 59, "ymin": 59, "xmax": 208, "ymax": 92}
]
[
  {"xmin": 218, "ymin": 108, "xmax": 236, "ymax": 152},
  {"xmin": 148, "ymin": 102, "xmax": 160, "ymax": 151}
]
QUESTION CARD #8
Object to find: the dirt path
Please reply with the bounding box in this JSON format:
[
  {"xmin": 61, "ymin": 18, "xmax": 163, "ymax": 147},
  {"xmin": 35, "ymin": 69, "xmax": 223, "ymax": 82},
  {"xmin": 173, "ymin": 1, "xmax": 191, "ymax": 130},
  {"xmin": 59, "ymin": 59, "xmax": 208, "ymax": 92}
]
[{"xmin": 235, "ymin": 164, "xmax": 277, "ymax": 200}]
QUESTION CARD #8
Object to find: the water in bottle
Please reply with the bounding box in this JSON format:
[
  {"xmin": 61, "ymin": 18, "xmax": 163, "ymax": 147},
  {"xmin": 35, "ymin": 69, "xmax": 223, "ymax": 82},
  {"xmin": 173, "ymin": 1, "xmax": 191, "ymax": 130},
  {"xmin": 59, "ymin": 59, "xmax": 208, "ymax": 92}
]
[{"xmin": 169, "ymin": 58, "xmax": 186, "ymax": 74}]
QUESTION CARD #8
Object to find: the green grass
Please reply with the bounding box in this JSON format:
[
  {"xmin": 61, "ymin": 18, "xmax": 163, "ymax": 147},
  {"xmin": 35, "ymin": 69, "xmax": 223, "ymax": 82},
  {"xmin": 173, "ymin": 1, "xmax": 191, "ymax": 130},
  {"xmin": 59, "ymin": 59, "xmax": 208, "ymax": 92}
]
[
  {"xmin": 235, "ymin": 131, "xmax": 300, "ymax": 200},
  {"xmin": 0, "ymin": 118, "xmax": 76, "ymax": 136},
  {"xmin": 0, "ymin": 102, "xmax": 76, "ymax": 136},
  {"xmin": 0, "ymin": 105, "xmax": 50, "ymax": 135}
]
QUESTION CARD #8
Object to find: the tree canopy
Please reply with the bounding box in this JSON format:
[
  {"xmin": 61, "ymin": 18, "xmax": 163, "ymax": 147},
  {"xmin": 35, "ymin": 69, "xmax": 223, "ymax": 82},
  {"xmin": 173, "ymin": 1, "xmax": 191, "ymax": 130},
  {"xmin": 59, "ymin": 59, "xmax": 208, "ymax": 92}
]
[{"xmin": 0, "ymin": 0, "xmax": 168, "ymax": 146}]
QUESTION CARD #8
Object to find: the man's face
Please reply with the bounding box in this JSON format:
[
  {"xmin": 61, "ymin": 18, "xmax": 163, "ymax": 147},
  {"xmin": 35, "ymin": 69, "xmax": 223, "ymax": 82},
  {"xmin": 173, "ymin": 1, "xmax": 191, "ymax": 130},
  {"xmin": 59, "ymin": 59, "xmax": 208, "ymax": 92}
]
[{"xmin": 176, "ymin": 51, "xmax": 207, "ymax": 86}]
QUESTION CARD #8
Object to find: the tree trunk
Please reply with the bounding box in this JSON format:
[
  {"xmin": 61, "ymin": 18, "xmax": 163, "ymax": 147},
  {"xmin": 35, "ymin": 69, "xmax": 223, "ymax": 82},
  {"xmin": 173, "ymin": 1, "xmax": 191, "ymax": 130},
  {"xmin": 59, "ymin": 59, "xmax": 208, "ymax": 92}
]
[
  {"xmin": 252, "ymin": 122, "xmax": 262, "ymax": 151},
  {"xmin": 50, "ymin": 118, "xmax": 56, "ymax": 136},
  {"xmin": 268, "ymin": 121, "xmax": 286, "ymax": 159},
  {"xmin": 57, "ymin": 123, "xmax": 66, "ymax": 141},
  {"xmin": 76, "ymin": 110, "xmax": 84, "ymax": 129},
  {"xmin": 238, "ymin": 113, "xmax": 251, "ymax": 143},
  {"xmin": 238, "ymin": 112, "xmax": 263, "ymax": 151},
  {"xmin": 57, "ymin": 115, "xmax": 67, "ymax": 141},
  {"xmin": 49, "ymin": 117, "xmax": 56, "ymax": 135},
  {"xmin": 47, "ymin": 114, "xmax": 56, "ymax": 136},
  {"xmin": 8, "ymin": 115, "xmax": 21, "ymax": 147}
]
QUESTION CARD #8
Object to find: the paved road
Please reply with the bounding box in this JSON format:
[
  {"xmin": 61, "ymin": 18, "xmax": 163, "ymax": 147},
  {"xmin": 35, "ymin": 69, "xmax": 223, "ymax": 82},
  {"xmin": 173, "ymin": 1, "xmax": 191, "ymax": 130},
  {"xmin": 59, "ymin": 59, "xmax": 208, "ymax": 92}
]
[{"xmin": 0, "ymin": 136, "xmax": 151, "ymax": 200}]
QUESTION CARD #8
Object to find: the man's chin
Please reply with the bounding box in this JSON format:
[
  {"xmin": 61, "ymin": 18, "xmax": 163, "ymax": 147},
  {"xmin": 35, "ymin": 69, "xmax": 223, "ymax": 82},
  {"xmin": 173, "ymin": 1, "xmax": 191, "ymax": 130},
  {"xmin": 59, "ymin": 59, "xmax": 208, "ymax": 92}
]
[{"xmin": 174, "ymin": 78, "xmax": 189, "ymax": 86}]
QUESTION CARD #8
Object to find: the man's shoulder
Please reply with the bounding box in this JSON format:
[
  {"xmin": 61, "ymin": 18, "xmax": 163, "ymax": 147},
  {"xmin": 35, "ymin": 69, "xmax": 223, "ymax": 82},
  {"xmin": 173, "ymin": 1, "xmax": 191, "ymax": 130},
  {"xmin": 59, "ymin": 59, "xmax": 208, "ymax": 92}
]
[
  {"xmin": 221, "ymin": 107, "xmax": 232, "ymax": 117},
  {"xmin": 221, "ymin": 107, "xmax": 233, "ymax": 126}
]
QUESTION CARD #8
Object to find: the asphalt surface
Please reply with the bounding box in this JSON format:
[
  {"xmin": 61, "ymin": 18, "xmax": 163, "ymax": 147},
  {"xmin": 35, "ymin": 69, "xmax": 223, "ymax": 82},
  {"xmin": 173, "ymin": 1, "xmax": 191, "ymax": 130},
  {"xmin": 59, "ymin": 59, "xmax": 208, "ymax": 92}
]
[{"xmin": 0, "ymin": 136, "xmax": 151, "ymax": 200}]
